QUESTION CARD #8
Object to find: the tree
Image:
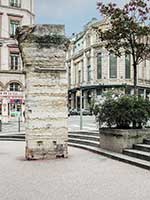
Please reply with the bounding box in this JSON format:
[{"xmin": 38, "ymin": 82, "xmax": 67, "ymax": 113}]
[
  {"xmin": 93, "ymin": 95, "xmax": 150, "ymax": 129},
  {"xmin": 96, "ymin": 0, "xmax": 150, "ymax": 95}
]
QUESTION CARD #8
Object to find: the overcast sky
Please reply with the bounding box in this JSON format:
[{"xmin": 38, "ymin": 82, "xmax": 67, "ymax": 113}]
[{"xmin": 35, "ymin": 0, "xmax": 129, "ymax": 37}]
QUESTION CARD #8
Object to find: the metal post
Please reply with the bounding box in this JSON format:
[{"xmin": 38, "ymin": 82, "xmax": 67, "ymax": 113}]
[
  {"xmin": 80, "ymin": 89, "xmax": 83, "ymax": 130},
  {"xmin": 0, "ymin": 120, "xmax": 1, "ymax": 132},
  {"xmin": 18, "ymin": 116, "xmax": 20, "ymax": 132}
]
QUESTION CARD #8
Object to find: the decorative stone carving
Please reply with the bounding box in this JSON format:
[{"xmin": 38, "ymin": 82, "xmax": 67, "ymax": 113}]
[{"xmin": 17, "ymin": 25, "xmax": 69, "ymax": 160}]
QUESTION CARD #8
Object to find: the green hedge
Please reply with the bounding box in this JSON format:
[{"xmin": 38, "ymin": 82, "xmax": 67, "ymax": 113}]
[{"xmin": 93, "ymin": 95, "xmax": 150, "ymax": 129}]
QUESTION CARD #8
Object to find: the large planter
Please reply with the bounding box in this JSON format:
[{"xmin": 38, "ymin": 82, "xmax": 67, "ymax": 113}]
[{"xmin": 100, "ymin": 128, "xmax": 150, "ymax": 153}]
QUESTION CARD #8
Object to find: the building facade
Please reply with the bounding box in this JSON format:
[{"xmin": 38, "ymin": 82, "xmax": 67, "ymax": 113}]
[
  {"xmin": 66, "ymin": 18, "xmax": 150, "ymax": 111},
  {"xmin": 0, "ymin": 0, "xmax": 34, "ymax": 122}
]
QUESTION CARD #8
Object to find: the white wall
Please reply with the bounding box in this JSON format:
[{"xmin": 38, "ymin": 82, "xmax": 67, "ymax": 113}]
[{"xmin": 1, "ymin": 0, "xmax": 34, "ymax": 12}]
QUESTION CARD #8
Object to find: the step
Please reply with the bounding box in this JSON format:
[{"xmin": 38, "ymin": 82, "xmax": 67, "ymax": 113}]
[
  {"xmin": 68, "ymin": 138, "xmax": 99, "ymax": 148},
  {"xmin": 68, "ymin": 134, "xmax": 99, "ymax": 142},
  {"xmin": 0, "ymin": 138, "xmax": 25, "ymax": 142},
  {"xmin": 0, "ymin": 135, "xmax": 25, "ymax": 139},
  {"xmin": 143, "ymin": 139, "xmax": 150, "ymax": 145},
  {"xmin": 123, "ymin": 149, "xmax": 150, "ymax": 161},
  {"xmin": 69, "ymin": 131, "xmax": 99, "ymax": 137},
  {"xmin": 68, "ymin": 142, "xmax": 150, "ymax": 170},
  {"xmin": 133, "ymin": 144, "xmax": 150, "ymax": 152}
]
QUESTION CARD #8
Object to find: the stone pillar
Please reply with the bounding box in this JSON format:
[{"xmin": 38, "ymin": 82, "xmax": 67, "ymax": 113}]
[{"xmin": 17, "ymin": 25, "xmax": 69, "ymax": 160}]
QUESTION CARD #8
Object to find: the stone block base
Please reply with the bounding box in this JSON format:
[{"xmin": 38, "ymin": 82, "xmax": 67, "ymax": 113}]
[{"xmin": 25, "ymin": 144, "xmax": 68, "ymax": 160}]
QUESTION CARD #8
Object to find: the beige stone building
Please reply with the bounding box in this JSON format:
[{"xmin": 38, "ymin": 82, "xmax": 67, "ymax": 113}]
[
  {"xmin": 0, "ymin": 0, "xmax": 34, "ymax": 122},
  {"xmin": 66, "ymin": 18, "xmax": 150, "ymax": 111}
]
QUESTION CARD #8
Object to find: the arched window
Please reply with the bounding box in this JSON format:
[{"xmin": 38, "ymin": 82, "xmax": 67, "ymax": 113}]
[{"xmin": 9, "ymin": 82, "xmax": 21, "ymax": 91}]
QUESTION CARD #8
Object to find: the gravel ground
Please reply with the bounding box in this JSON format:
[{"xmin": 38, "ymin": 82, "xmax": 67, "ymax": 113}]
[{"xmin": 0, "ymin": 141, "xmax": 150, "ymax": 200}]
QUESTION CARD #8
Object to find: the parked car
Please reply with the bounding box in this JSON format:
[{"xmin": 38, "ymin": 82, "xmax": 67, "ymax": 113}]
[
  {"xmin": 82, "ymin": 109, "xmax": 92, "ymax": 116},
  {"xmin": 68, "ymin": 108, "xmax": 92, "ymax": 116},
  {"xmin": 68, "ymin": 109, "xmax": 80, "ymax": 116}
]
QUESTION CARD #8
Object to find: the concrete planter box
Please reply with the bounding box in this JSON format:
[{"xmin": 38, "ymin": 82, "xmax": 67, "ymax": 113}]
[{"xmin": 100, "ymin": 128, "xmax": 150, "ymax": 153}]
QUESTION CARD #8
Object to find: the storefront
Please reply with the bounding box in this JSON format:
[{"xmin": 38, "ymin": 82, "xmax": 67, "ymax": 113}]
[{"xmin": 0, "ymin": 91, "xmax": 25, "ymax": 123}]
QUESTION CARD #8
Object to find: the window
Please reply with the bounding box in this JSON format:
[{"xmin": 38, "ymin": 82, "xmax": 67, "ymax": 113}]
[
  {"xmin": 125, "ymin": 54, "xmax": 131, "ymax": 79},
  {"xmin": 10, "ymin": 0, "xmax": 21, "ymax": 8},
  {"xmin": 86, "ymin": 34, "xmax": 91, "ymax": 47},
  {"xmin": 97, "ymin": 53, "xmax": 102, "ymax": 79},
  {"xmin": 109, "ymin": 53, "xmax": 117, "ymax": 78},
  {"xmin": 81, "ymin": 60, "xmax": 84, "ymax": 82},
  {"xmin": 10, "ymin": 20, "xmax": 20, "ymax": 37},
  {"xmin": 9, "ymin": 83, "xmax": 21, "ymax": 91},
  {"xmin": 87, "ymin": 58, "xmax": 91, "ymax": 82},
  {"xmin": 10, "ymin": 53, "xmax": 20, "ymax": 70},
  {"xmin": 68, "ymin": 66, "xmax": 71, "ymax": 86},
  {"xmin": 78, "ymin": 70, "xmax": 81, "ymax": 84},
  {"xmin": 97, "ymin": 89, "xmax": 102, "ymax": 96}
]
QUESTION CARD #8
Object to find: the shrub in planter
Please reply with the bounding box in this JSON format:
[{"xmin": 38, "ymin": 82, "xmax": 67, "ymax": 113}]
[{"xmin": 93, "ymin": 95, "xmax": 150, "ymax": 129}]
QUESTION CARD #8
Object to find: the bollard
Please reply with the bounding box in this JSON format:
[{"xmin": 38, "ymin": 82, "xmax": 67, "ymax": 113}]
[
  {"xmin": 0, "ymin": 120, "xmax": 2, "ymax": 132},
  {"xmin": 18, "ymin": 116, "xmax": 20, "ymax": 132}
]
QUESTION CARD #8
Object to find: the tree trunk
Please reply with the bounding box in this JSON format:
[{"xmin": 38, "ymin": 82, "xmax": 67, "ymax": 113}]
[{"xmin": 133, "ymin": 62, "xmax": 137, "ymax": 96}]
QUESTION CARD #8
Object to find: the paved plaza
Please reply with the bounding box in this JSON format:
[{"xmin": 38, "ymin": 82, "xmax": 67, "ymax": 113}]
[
  {"xmin": 0, "ymin": 141, "xmax": 150, "ymax": 200},
  {"xmin": 0, "ymin": 116, "xmax": 98, "ymax": 135}
]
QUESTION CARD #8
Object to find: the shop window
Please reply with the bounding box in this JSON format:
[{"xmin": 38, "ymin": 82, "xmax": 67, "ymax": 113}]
[
  {"xmin": 0, "ymin": 101, "xmax": 2, "ymax": 115},
  {"xmin": 10, "ymin": 0, "xmax": 21, "ymax": 8},
  {"xmin": 125, "ymin": 87, "xmax": 131, "ymax": 95},
  {"xmin": 97, "ymin": 89, "xmax": 102, "ymax": 96},
  {"xmin": 97, "ymin": 53, "xmax": 102, "ymax": 79},
  {"xmin": 138, "ymin": 89, "xmax": 144, "ymax": 97},
  {"xmin": 10, "ymin": 53, "xmax": 20, "ymax": 70},
  {"xmin": 10, "ymin": 20, "xmax": 20, "ymax": 37},
  {"xmin": 87, "ymin": 91, "xmax": 91, "ymax": 104},
  {"xmin": 9, "ymin": 83, "xmax": 21, "ymax": 91},
  {"xmin": 146, "ymin": 90, "xmax": 150, "ymax": 99},
  {"xmin": 125, "ymin": 54, "xmax": 131, "ymax": 79},
  {"xmin": 109, "ymin": 53, "xmax": 117, "ymax": 78}
]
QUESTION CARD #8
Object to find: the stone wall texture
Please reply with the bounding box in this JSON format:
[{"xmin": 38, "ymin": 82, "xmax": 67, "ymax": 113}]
[
  {"xmin": 17, "ymin": 25, "xmax": 69, "ymax": 160},
  {"xmin": 100, "ymin": 128, "xmax": 150, "ymax": 153}
]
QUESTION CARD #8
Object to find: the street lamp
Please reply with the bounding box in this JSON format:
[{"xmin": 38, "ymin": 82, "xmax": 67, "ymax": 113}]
[{"xmin": 76, "ymin": 89, "xmax": 83, "ymax": 130}]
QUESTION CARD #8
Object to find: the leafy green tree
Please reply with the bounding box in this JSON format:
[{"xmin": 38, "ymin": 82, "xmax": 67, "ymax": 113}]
[{"xmin": 97, "ymin": 0, "xmax": 150, "ymax": 95}]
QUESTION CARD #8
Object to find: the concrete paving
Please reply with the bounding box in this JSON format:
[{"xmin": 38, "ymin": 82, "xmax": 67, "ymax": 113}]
[
  {"xmin": 68, "ymin": 115, "xmax": 98, "ymax": 131},
  {"xmin": 0, "ymin": 116, "xmax": 98, "ymax": 134},
  {"xmin": 0, "ymin": 141, "xmax": 150, "ymax": 200}
]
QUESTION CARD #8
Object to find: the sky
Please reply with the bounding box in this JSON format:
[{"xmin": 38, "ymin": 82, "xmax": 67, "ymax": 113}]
[{"xmin": 35, "ymin": 0, "xmax": 128, "ymax": 37}]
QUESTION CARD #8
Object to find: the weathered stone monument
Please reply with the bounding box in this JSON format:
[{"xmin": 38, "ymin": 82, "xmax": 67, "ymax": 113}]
[{"xmin": 17, "ymin": 25, "xmax": 69, "ymax": 160}]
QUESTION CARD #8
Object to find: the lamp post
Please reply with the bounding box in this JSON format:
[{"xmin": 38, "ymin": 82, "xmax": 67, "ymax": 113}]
[{"xmin": 76, "ymin": 90, "xmax": 83, "ymax": 130}]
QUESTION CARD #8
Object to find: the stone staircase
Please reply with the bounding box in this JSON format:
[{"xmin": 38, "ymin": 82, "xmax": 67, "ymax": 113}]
[
  {"xmin": 123, "ymin": 139, "xmax": 150, "ymax": 162},
  {"xmin": 0, "ymin": 134, "xmax": 25, "ymax": 141},
  {"xmin": 68, "ymin": 131, "xmax": 150, "ymax": 170},
  {"xmin": 68, "ymin": 131, "xmax": 100, "ymax": 148},
  {"xmin": 0, "ymin": 131, "xmax": 150, "ymax": 170}
]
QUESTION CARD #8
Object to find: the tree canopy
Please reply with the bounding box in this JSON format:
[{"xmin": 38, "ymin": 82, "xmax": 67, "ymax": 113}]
[{"xmin": 96, "ymin": 0, "xmax": 150, "ymax": 95}]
